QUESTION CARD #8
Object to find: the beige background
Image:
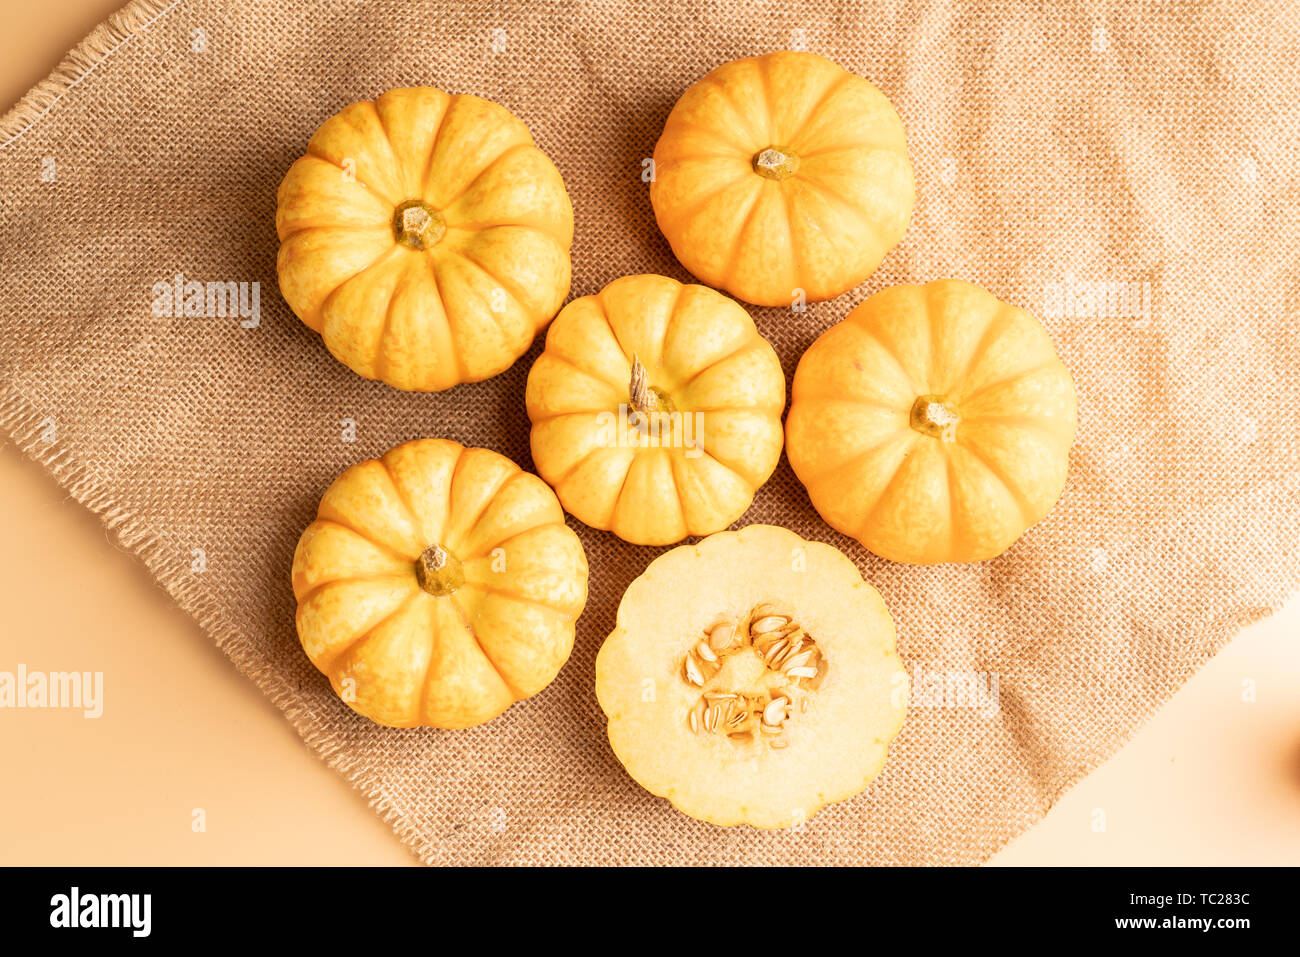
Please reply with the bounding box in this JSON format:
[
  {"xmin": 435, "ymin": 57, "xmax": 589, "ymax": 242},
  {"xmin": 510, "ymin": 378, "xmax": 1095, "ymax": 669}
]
[{"xmin": 1, "ymin": 0, "xmax": 1298, "ymax": 866}]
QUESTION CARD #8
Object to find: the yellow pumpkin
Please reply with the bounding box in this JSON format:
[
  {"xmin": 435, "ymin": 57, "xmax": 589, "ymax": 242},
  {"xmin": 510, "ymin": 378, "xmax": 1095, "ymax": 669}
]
[
  {"xmin": 525, "ymin": 274, "xmax": 785, "ymax": 546},
  {"xmin": 291, "ymin": 438, "xmax": 588, "ymax": 728},
  {"xmin": 786, "ymin": 279, "xmax": 1078, "ymax": 564},
  {"xmin": 650, "ymin": 51, "xmax": 913, "ymax": 307},
  {"xmin": 596, "ymin": 524, "xmax": 907, "ymax": 828},
  {"xmin": 276, "ymin": 88, "xmax": 573, "ymax": 391}
]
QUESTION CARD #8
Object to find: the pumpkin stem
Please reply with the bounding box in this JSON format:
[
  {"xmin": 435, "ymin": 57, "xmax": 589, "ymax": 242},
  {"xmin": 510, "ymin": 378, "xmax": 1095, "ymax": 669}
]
[
  {"xmin": 753, "ymin": 147, "xmax": 800, "ymax": 181},
  {"xmin": 392, "ymin": 199, "xmax": 447, "ymax": 250},
  {"xmin": 629, "ymin": 354, "xmax": 675, "ymax": 415},
  {"xmin": 414, "ymin": 544, "xmax": 464, "ymax": 596},
  {"xmin": 909, "ymin": 395, "xmax": 960, "ymax": 441}
]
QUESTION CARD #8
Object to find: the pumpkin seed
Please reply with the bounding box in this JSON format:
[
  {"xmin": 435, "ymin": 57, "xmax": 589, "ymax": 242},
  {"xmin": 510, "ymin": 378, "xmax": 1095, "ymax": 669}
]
[
  {"xmin": 707, "ymin": 621, "xmax": 739, "ymax": 652},
  {"xmin": 782, "ymin": 648, "xmax": 818, "ymax": 672},
  {"xmin": 765, "ymin": 696, "xmax": 790, "ymax": 722},
  {"xmin": 702, "ymin": 706, "xmax": 715, "ymax": 733},
  {"xmin": 773, "ymin": 641, "xmax": 806, "ymax": 670},
  {"xmin": 750, "ymin": 615, "xmax": 790, "ymax": 636}
]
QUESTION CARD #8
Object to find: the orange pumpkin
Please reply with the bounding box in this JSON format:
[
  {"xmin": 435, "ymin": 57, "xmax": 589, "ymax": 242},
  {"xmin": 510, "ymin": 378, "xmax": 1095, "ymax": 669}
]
[
  {"xmin": 650, "ymin": 51, "xmax": 913, "ymax": 307},
  {"xmin": 292, "ymin": 438, "xmax": 588, "ymax": 727},
  {"xmin": 276, "ymin": 88, "xmax": 573, "ymax": 391},
  {"xmin": 786, "ymin": 280, "xmax": 1077, "ymax": 564},
  {"xmin": 525, "ymin": 274, "xmax": 785, "ymax": 545}
]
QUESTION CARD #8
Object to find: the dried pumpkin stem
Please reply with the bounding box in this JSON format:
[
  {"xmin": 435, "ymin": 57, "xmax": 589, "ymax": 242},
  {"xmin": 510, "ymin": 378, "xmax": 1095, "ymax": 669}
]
[
  {"xmin": 628, "ymin": 354, "xmax": 675, "ymax": 415},
  {"xmin": 752, "ymin": 146, "xmax": 800, "ymax": 181},
  {"xmin": 415, "ymin": 544, "xmax": 464, "ymax": 596},
  {"xmin": 392, "ymin": 199, "xmax": 447, "ymax": 250},
  {"xmin": 909, "ymin": 395, "xmax": 960, "ymax": 441}
]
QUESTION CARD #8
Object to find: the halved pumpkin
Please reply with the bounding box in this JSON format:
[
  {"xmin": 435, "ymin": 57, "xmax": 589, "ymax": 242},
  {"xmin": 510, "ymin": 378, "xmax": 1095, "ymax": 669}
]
[{"xmin": 595, "ymin": 524, "xmax": 907, "ymax": 828}]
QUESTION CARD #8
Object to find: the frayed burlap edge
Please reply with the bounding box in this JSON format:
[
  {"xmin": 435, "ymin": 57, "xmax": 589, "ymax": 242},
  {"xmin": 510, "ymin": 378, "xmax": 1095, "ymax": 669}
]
[
  {"xmin": 0, "ymin": 0, "xmax": 183, "ymax": 149},
  {"xmin": 0, "ymin": 378, "xmax": 443, "ymax": 864}
]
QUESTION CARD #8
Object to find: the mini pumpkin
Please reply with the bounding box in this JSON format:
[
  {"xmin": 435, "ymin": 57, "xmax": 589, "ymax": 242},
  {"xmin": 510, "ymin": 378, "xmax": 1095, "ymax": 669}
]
[
  {"xmin": 650, "ymin": 50, "xmax": 914, "ymax": 307},
  {"xmin": 596, "ymin": 524, "xmax": 907, "ymax": 828},
  {"xmin": 276, "ymin": 88, "xmax": 573, "ymax": 391},
  {"xmin": 786, "ymin": 279, "xmax": 1078, "ymax": 564},
  {"xmin": 525, "ymin": 274, "xmax": 785, "ymax": 546},
  {"xmin": 292, "ymin": 438, "xmax": 588, "ymax": 728}
]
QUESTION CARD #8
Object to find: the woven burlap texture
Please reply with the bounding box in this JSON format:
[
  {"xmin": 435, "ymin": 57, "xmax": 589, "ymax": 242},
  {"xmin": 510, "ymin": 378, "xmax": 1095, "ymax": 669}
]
[{"xmin": 2, "ymin": 0, "xmax": 1297, "ymax": 865}]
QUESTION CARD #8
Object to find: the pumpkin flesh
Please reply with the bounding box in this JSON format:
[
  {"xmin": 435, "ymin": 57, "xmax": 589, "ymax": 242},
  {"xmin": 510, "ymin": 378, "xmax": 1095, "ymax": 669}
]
[{"xmin": 596, "ymin": 525, "xmax": 907, "ymax": 828}]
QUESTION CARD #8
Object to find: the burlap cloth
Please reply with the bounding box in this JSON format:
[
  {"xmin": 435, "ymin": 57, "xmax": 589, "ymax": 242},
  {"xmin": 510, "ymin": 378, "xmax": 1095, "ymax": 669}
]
[{"xmin": 2, "ymin": 0, "xmax": 1297, "ymax": 865}]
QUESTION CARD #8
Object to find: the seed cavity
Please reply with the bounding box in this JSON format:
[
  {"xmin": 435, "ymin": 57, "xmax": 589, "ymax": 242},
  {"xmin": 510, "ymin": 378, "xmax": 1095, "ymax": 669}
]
[{"xmin": 678, "ymin": 602, "xmax": 827, "ymax": 749}]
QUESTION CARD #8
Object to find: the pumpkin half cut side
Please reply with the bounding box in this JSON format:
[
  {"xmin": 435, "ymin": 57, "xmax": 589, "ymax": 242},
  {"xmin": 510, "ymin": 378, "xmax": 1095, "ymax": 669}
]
[{"xmin": 596, "ymin": 524, "xmax": 907, "ymax": 828}]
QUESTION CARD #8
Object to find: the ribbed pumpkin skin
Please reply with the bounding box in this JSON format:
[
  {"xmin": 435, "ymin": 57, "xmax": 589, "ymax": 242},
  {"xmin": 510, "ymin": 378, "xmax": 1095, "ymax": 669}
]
[
  {"xmin": 650, "ymin": 51, "xmax": 913, "ymax": 307},
  {"xmin": 526, "ymin": 274, "xmax": 785, "ymax": 546},
  {"xmin": 291, "ymin": 438, "xmax": 588, "ymax": 728},
  {"xmin": 276, "ymin": 88, "xmax": 573, "ymax": 391},
  {"xmin": 786, "ymin": 280, "xmax": 1077, "ymax": 564}
]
